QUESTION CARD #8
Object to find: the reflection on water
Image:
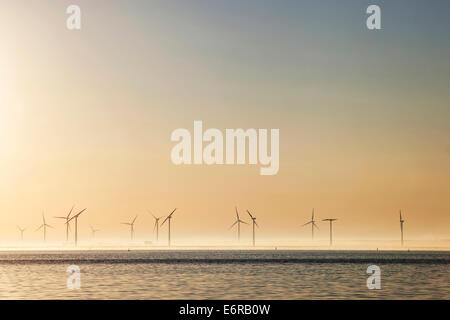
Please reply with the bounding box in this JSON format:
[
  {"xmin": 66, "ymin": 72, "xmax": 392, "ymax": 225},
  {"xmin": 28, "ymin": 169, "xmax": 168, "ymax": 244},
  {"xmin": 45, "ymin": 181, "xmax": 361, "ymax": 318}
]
[{"xmin": 0, "ymin": 250, "xmax": 448, "ymax": 299}]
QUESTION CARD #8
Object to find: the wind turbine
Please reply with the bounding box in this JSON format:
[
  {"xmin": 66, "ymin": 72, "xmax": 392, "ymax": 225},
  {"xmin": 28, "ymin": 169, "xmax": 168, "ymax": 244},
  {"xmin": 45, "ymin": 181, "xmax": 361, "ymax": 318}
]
[
  {"xmin": 229, "ymin": 207, "xmax": 248, "ymax": 241},
  {"xmin": 302, "ymin": 208, "xmax": 319, "ymax": 240},
  {"xmin": 246, "ymin": 210, "xmax": 258, "ymax": 247},
  {"xmin": 121, "ymin": 215, "xmax": 138, "ymax": 240},
  {"xmin": 66, "ymin": 208, "xmax": 87, "ymax": 246},
  {"xmin": 90, "ymin": 225, "xmax": 100, "ymax": 238},
  {"xmin": 36, "ymin": 214, "xmax": 53, "ymax": 241},
  {"xmin": 54, "ymin": 205, "xmax": 74, "ymax": 241},
  {"xmin": 161, "ymin": 208, "xmax": 177, "ymax": 247},
  {"xmin": 399, "ymin": 210, "xmax": 405, "ymax": 246},
  {"xmin": 149, "ymin": 211, "xmax": 163, "ymax": 241},
  {"xmin": 17, "ymin": 226, "xmax": 26, "ymax": 240},
  {"xmin": 322, "ymin": 218, "xmax": 337, "ymax": 246}
]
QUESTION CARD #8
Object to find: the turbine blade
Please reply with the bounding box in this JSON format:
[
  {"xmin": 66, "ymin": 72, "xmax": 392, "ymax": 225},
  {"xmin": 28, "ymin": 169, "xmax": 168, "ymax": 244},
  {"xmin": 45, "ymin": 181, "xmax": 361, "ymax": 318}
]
[
  {"xmin": 168, "ymin": 208, "xmax": 177, "ymax": 218},
  {"xmin": 35, "ymin": 225, "xmax": 43, "ymax": 231},
  {"xmin": 148, "ymin": 210, "xmax": 157, "ymax": 220},
  {"xmin": 67, "ymin": 205, "xmax": 74, "ymax": 219},
  {"xmin": 246, "ymin": 210, "xmax": 254, "ymax": 219},
  {"xmin": 239, "ymin": 220, "xmax": 249, "ymax": 225},
  {"xmin": 254, "ymin": 221, "xmax": 259, "ymax": 228},
  {"xmin": 229, "ymin": 220, "xmax": 238, "ymax": 229},
  {"xmin": 76, "ymin": 208, "xmax": 87, "ymax": 217},
  {"xmin": 132, "ymin": 215, "xmax": 138, "ymax": 224},
  {"xmin": 67, "ymin": 208, "xmax": 87, "ymax": 222},
  {"xmin": 302, "ymin": 221, "xmax": 312, "ymax": 227},
  {"xmin": 235, "ymin": 207, "xmax": 239, "ymax": 220},
  {"xmin": 162, "ymin": 208, "xmax": 177, "ymax": 226}
]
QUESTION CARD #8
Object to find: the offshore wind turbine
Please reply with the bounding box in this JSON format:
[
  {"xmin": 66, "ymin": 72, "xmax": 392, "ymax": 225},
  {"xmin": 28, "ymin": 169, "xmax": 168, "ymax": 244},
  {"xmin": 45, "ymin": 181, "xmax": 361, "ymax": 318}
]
[
  {"xmin": 229, "ymin": 207, "xmax": 248, "ymax": 241},
  {"xmin": 246, "ymin": 210, "xmax": 259, "ymax": 247},
  {"xmin": 90, "ymin": 225, "xmax": 100, "ymax": 238},
  {"xmin": 323, "ymin": 218, "xmax": 337, "ymax": 246},
  {"xmin": 17, "ymin": 226, "xmax": 26, "ymax": 240},
  {"xmin": 399, "ymin": 210, "xmax": 405, "ymax": 246},
  {"xmin": 35, "ymin": 214, "xmax": 53, "ymax": 241},
  {"xmin": 121, "ymin": 215, "xmax": 138, "ymax": 240},
  {"xmin": 54, "ymin": 205, "xmax": 74, "ymax": 241},
  {"xmin": 66, "ymin": 208, "xmax": 87, "ymax": 246},
  {"xmin": 161, "ymin": 208, "xmax": 177, "ymax": 247},
  {"xmin": 302, "ymin": 208, "xmax": 319, "ymax": 240},
  {"xmin": 149, "ymin": 210, "xmax": 163, "ymax": 241}
]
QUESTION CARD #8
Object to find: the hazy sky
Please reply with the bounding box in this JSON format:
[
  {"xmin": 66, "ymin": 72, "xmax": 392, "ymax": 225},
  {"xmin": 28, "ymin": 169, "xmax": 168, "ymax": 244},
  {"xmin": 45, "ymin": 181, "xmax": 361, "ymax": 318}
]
[{"xmin": 0, "ymin": 0, "xmax": 449, "ymax": 243}]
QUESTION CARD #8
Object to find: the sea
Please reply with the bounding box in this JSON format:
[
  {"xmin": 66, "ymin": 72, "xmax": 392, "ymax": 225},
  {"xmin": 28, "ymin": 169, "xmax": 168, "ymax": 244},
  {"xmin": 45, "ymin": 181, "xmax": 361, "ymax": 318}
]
[{"xmin": 0, "ymin": 250, "xmax": 448, "ymax": 299}]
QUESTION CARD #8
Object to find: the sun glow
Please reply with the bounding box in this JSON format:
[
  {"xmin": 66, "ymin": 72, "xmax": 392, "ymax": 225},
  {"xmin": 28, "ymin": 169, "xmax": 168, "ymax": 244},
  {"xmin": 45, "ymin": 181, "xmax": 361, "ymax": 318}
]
[{"xmin": 0, "ymin": 67, "xmax": 9, "ymax": 144}]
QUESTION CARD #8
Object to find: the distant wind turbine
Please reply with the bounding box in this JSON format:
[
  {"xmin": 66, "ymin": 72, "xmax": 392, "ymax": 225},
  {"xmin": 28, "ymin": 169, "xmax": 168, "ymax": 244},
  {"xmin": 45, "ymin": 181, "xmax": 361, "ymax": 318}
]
[
  {"xmin": 399, "ymin": 210, "xmax": 405, "ymax": 246},
  {"xmin": 302, "ymin": 208, "xmax": 319, "ymax": 240},
  {"xmin": 54, "ymin": 205, "xmax": 74, "ymax": 241},
  {"xmin": 161, "ymin": 208, "xmax": 177, "ymax": 247},
  {"xmin": 36, "ymin": 214, "xmax": 53, "ymax": 241},
  {"xmin": 149, "ymin": 210, "xmax": 163, "ymax": 241},
  {"xmin": 229, "ymin": 207, "xmax": 248, "ymax": 241},
  {"xmin": 246, "ymin": 210, "xmax": 259, "ymax": 247},
  {"xmin": 66, "ymin": 208, "xmax": 87, "ymax": 246},
  {"xmin": 323, "ymin": 218, "xmax": 337, "ymax": 246},
  {"xmin": 17, "ymin": 226, "xmax": 26, "ymax": 240},
  {"xmin": 122, "ymin": 215, "xmax": 138, "ymax": 240},
  {"xmin": 90, "ymin": 225, "xmax": 100, "ymax": 238}
]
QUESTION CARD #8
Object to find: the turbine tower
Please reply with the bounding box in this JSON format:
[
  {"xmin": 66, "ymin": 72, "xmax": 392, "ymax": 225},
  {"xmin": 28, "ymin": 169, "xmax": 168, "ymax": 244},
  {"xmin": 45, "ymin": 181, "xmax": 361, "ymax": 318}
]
[
  {"xmin": 54, "ymin": 205, "xmax": 74, "ymax": 241},
  {"xmin": 17, "ymin": 226, "xmax": 26, "ymax": 240},
  {"xmin": 161, "ymin": 208, "xmax": 177, "ymax": 247},
  {"xmin": 400, "ymin": 210, "xmax": 405, "ymax": 246},
  {"xmin": 149, "ymin": 211, "xmax": 163, "ymax": 241},
  {"xmin": 323, "ymin": 218, "xmax": 337, "ymax": 246},
  {"xmin": 36, "ymin": 214, "xmax": 53, "ymax": 241},
  {"xmin": 121, "ymin": 215, "xmax": 138, "ymax": 240},
  {"xmin": 246, "ymin": 210, "xmax": 259, "ymax": 247},
  {"xmin": 302, "ymin": 208, "xmax": 319, "ymax": 240},
  {"xmin": 66, "ymin": 208, "xmax": 87, "ymax": 246},
  {"xmin": 229, "ymin": 207, "xmax": 248, "ymax": 241}
]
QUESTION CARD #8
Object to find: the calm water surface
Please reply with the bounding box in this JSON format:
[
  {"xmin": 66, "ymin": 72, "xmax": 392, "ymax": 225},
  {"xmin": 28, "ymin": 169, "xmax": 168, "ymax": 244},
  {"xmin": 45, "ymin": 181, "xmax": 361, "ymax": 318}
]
[{"xmin": 0, "ymin": 250, "xmax": 448, "ymax": 299}]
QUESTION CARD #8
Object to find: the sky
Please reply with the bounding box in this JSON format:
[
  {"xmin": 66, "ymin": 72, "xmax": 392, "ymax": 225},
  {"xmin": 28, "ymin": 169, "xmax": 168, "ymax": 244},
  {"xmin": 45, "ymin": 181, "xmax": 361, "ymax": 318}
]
[{"xmin": 0, "ymin": 0, "xmax": 449, "ymax": 245}]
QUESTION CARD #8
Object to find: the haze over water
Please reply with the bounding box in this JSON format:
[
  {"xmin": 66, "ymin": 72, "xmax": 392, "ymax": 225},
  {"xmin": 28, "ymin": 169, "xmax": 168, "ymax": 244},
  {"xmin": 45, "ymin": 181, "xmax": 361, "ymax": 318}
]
[
  {"xmin": 1, "ymin": 0, "xmax": 450, "ymax": 244},
  {"xmin": 0, "ymin": 250, "xmax": 448, "ymax": 299}
]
